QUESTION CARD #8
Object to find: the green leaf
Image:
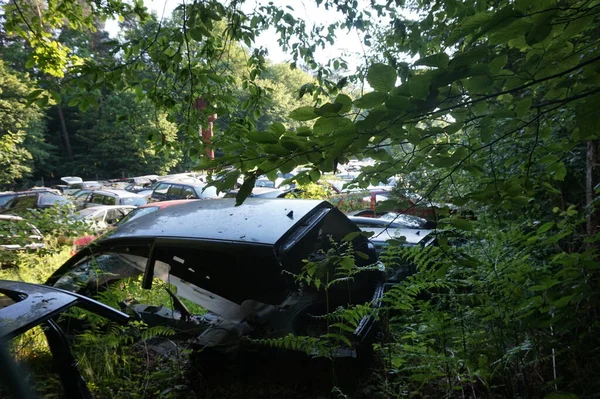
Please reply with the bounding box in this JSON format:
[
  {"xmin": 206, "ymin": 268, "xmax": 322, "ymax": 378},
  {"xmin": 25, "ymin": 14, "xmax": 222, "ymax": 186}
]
[
  {"xmin": 415, "ymin": 52, "xmax": 449, "ymax": 69},
  {"xmin": 296, "ymin": 126, "xmax": 312, "ymax": 137},
  {"xmin": 526, "ymin": 19, "xmax": 553, "ymax": 45},
  {"xmin": 408, "ymin": 75, "xmax": 431, "ymax": 100},
  {"xmin": 247, "ymin": 131, "xmax": 278, "ymax": 144},
  {"xmin": 49, "ymin": 90, "xmax": 61, "ymax": 103},
  {"xmin": 334, "ymin": 94, "xmax": 353, "ymax": 113},
  {"xmin": 488, "ymin": 55, "xmax": 508, "ymax": 74},
  {"xmin": 353, "ymin": 92, "xmax": 388, "ymax": 109},
  {"xmin": 576, "ymin": 94, "xmax": 600, "ymax": 140},
  {"xmin": 315, "ymin": 102, "xmax": 343, "ymax": 116},
  {"xmin": 309, "ymin": 169, "xmax": 320, "ymax": 182},
  {"xmin": 539, "ymin": 154, "xmax": 559, "ymax": 165},
  {"xmin": 537, "ymin": 221, "xmax": 554, "ymax": 234},
  {"xmin": 236, "ymin": 174, "xmax": 256, "ymax": 206},
  {"xmin": 269, "ymin": 122, "xmax": 286, "ymax": 135},
  {"xmin": 189, "ymin": 28, "xmax": 203, "ymax": 41},
  {"xmin": 367, "ymin": 63, "xmax": 397, "ymax": 93},
  {"xmin": 385, "ymin": 96, "xmax": 411, "ymax": 110},
  {"xmin": 529, "ymin": 279, "xmax": 560, "ymax": 291},
  {"xmin": 262, "ymin": 144, "xmax": 288, "ymax": 156},
  {"xmin": 343, "ymin": 231, "xmax": 361, "ymax": 242},
  {"xmin": 27, "ymin": 89, "xmax": 44, "ymax": 100},
  {"xmin": 514, "ymin": 98, "xmax": 532, "ymax": 117},
  {"xmin": 313, "ymin": 116, "xmax": 354, "ymax": 135},
  {"xmin": 289, "ymin": 106, "xmax": 318, "ymax": 121},
  {"xmin": 547, "ymin": 162, "xmax": 567, "ymax": 181},
  {"xmin": 451, "ymin": 219, "xmax": 473, "ymax": 231},
  {"xmin": 35, "ymin": 95, "xmax": 49, "ymax": 107},
  {"xmin": 552, "ymin": 295, "xmax": 573, "ymax": 309},
  {"xmin": 543, "ymin": 391, "xmax": 580, "ymax": 399}
]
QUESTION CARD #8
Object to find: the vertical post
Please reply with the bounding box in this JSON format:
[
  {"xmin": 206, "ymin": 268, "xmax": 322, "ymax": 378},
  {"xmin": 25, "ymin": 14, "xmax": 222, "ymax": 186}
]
[
  {"xmin": 201, "ymin": 114, "xmax": 217, "ymax": 160},
  {"xmin": 194, "ymin": 97, "xmax": 216, "ymax": 160}
]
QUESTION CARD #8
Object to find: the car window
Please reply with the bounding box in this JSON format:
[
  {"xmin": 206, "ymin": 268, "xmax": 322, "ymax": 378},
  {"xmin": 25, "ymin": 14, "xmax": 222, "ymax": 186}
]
[
  {"xmin": 102, "ymin": 196, "xmax": 117, "ymax": 206},
  {"xmin": 105, "ymin": 209, "xmax": 124, "ymax": 224},
  {"xmin": 38, "ymin": 194, "xmax": 70, "ymax": 206},
  {"xmin": 74, "ymin": 208, "xmax": 103, "ymax": 220},
  {"xmin": 90, "ymin": 194, "xmax": 104, "ymax": 204},
  {"xmin": 0, "ymin": 195, "xmax": 16, "ymax": 207},
  {"xmin": 10, "ymin": 195, "xmax": 37, "ymax": 210},
  {"xmin": 118, "ymin": 206, "xmax": 159, "ymax": 224},
  {"xmin": 154, "ymin": 183, "xmax": 170, "ymax": 195},
  {"xmin": 75, "ymin": 192, "xmax": 90, "ymax": 200},
  {"xmin": 167, "ymin": 184, "xmax": 183, "ymax": 198},
  {"xmin": 181, "ymin": 186, "xmax": 198, "ymax": 199},
  {"xmin": 121, "ymin": 196, "xmax": 146, "ymax": 206},
  {"xmin": 95, "ymin": 210, "xmax": 107, "ymax": 221},
  {"xmin": 197, "ymin": 185, "xmax": 219, "ymax": 198}
]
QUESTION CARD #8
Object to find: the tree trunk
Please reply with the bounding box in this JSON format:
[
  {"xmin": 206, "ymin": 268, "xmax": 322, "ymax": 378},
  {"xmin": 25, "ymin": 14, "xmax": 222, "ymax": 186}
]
[
  {"xmin": 586, "ymin": 140, "xmax": 599, "ymax": 235},
  {"xmin": 57, "ymin": 103, "xmax": 73, "ymax": 161}
]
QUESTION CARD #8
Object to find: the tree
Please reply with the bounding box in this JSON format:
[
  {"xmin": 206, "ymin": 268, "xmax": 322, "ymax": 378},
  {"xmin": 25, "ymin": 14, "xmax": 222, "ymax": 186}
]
[
  {"xmin": 70, "ymin": 91, "xmax": 182, "ymax": 178},
  {"xmin": 0, "ymin": 60, "xmax": 50, "ymax": 185}
]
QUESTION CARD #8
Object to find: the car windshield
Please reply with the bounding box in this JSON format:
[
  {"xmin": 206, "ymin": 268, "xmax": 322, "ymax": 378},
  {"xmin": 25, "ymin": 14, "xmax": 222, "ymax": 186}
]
[
  {"xmin": 121, "ymin": 196, "xmax": 146, "ymax": 206},
  {"xmin": 117, "ymin": 206, "xmax": 159, "ymax": 224},
  {"xmin": 38, "ymin": 194, "xmax": 70, "ymax": 206},
  {"xmin": 0, "ymin": 195, "xmax": 15, "ymax": 207},
  {"xmin": 73, "ymin": 208, "xmax": 101, "ymax": 220}
]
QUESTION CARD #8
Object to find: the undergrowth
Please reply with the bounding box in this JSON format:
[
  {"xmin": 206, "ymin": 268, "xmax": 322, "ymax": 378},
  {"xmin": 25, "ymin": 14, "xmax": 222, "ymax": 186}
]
[{"xmin": 375, "ymin": 209, "xmax": 600, "ymax": 398}]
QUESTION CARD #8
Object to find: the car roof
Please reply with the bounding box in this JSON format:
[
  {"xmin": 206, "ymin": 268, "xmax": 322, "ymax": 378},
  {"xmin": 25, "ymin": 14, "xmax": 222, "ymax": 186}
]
[
  {"xmin": 157, "ymin": 179, "xmax": 204, "ymax": 187},
  {"xmin": 107, "ymin": 198, "xmax": 331, "ymax": 245},
  {"xmin": 0, "ymin": 189, "xmax": 56, "ymax": 196},
  {"xmin": 92, "ymin": 189, "xmax": 143, "ymax": 197},
  {"xmin": 138, "ymin": 199, "xmax": 196, "ymax": 209}
]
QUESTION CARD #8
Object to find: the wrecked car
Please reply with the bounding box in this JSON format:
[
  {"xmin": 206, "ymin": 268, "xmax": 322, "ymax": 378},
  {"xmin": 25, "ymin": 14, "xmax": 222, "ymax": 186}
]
[
  {"xmin": 46, "ymin": 199, "xmax": 385, "ymax": 356},
  {"xmin": 0, "ymin": 280, "xmax": 130, "ymax": 399}
]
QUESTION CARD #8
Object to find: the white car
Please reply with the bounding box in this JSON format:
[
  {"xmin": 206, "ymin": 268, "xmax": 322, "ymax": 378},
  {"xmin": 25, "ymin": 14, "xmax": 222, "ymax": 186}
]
[
  {"xmin": 0, "ymin": 215, "xmax": 45, "ymax": 251},
  {"xmin": 72, "ymin": 205, "xmax": 136, "ymax": 231}
]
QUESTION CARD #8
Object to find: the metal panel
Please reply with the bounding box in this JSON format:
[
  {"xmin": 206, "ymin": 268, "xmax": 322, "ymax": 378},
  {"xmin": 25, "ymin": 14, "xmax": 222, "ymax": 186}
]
[
  {"xmin": 0, "ymin": 280, "xmax": 129, "ymax": 339},
  {"xmin": 108, "ymin": 198, "xmax": 331, "ymax": 245}
]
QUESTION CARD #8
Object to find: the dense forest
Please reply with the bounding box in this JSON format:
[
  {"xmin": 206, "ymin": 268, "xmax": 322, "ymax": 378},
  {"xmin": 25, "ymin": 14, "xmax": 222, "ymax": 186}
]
[
  {"xmin": 1, "ymin": 0, "xmax": 599, "ymax": 398},
  {"xmin": 0, "ymin": 7, "xmax": 316, "ymax": 184}
]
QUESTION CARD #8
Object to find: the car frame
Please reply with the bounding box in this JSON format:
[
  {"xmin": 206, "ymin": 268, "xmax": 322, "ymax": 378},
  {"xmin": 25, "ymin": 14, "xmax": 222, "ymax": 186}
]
[
  {"xmin": 0, "ymin": 280, "xmax": 129, "ymax": 399},
  {"xmin": 77, "ymin": 189, "xmax": 147, "ymax": 209},
  {"xmin": 150, "ymin": 179, "xmax": 220, "ymax": 202},
  {"xmin": 48, "ymin": 198, "xmax": 384, "ymax": 357}
]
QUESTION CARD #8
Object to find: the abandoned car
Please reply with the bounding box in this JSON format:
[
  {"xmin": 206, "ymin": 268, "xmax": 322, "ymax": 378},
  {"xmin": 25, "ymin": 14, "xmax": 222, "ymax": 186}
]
[
  {"xmin": 0, "ymin": 280, "xmax": 130, "ymax": 399},
  {"xmin": 46, "ymin": 199, "xmax": 385, "ymax": 356}
]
